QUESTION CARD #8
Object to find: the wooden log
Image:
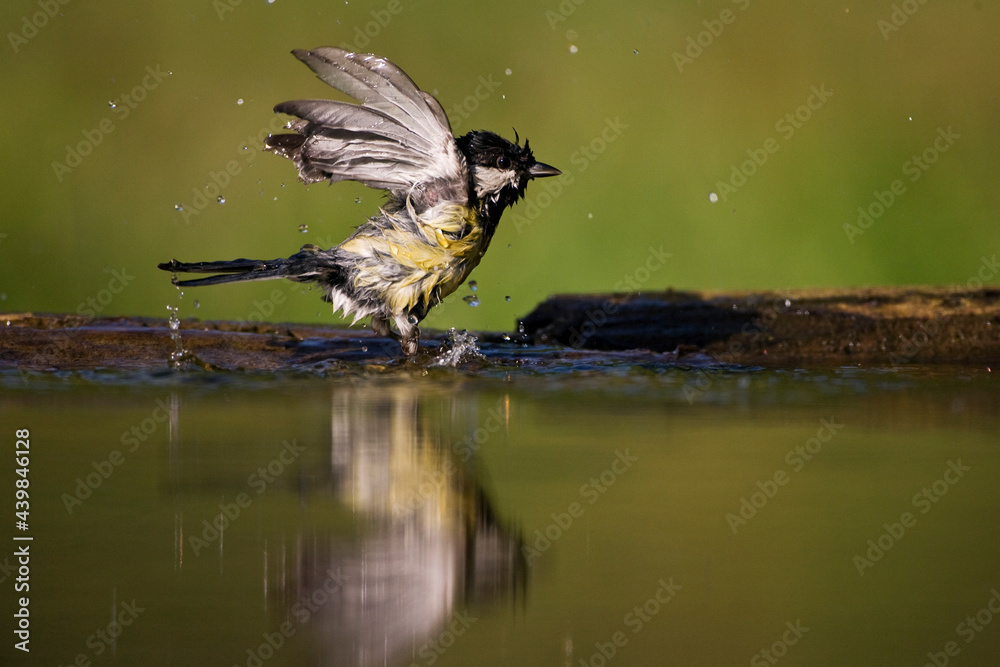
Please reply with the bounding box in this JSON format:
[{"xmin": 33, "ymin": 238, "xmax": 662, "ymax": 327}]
[
  {"xmin": 1, "ymin": 286, "xmax": 997, "ymax": 370},
  {"xmin": 520, "ymin": 286, "xmax": 1000, "ymax": 367}
]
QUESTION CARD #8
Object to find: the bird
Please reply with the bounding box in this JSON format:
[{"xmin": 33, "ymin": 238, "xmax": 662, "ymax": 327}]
[{"xmin": 159, "ymin": 47, "xmax": 560, "ymax": 356}]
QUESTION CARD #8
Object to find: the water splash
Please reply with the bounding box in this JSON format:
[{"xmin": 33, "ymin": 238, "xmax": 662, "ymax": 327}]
[
  {"xmin": 432, "ymin": 329, "xmax": 484, "ymax": 367},
  {"xmin": 166, "ymin": 305, "xmax": 189, "ymax": 368}
]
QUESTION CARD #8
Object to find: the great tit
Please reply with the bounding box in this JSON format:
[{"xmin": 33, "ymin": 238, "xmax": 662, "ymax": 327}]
[{"xmin": 159, "ymin": 47, "xmax": 560, "ymax": 356}]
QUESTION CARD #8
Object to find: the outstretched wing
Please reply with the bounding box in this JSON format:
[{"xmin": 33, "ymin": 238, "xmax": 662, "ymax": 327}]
[{"xmin": 265, "ymin": 47, "xmax": 468, "ymax": 209}]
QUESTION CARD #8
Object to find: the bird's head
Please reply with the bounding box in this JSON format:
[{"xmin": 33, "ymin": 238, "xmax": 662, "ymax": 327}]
[{"xmin": 456, "ymin": 131, "xmax": 561, "ymax": 210}]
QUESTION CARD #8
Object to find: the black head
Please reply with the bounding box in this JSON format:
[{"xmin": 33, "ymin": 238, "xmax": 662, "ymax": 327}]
[{"xmin": 455, "ymin": 131, "xmax": 560, "ymax": 211}]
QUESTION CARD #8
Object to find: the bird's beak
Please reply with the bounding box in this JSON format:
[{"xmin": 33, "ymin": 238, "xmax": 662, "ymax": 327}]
[{"xmin": 529, "ymin": 162, "xmax": 562, "ymax": 178}]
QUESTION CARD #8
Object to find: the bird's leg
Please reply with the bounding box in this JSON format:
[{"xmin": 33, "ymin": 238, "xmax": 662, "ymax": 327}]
[
  {"xmin": 370, "ymin": 315, "xmax": 395, "ymax": 339},
  {"xmin": 395, "ymin": 314, "xmax": 421, "ymax": 357},
  {"xmin": 373, "ymin": 314, "xmax": 419, "ymax": 356}
]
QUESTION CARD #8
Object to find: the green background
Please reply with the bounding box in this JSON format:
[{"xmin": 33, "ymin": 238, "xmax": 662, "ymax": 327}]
[{"xmin": 2, "ymin": 0, "xmax": 998, "ymax": 333}]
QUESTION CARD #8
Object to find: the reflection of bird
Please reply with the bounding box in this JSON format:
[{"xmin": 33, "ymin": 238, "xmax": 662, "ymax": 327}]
[{"xmin": 159, "ymin": 47, "xmax": 560, "ymax": 355}]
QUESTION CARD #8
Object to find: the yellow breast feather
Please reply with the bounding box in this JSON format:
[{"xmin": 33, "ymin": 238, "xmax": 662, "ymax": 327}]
[{"xmin": 341, "ymin": 202, "xmax": 486, "ymax": 314}]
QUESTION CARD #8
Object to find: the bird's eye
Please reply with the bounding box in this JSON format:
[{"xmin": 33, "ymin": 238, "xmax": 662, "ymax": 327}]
[{"xmin": 496, "ymin": 156, "xmax": 510, "ymax": 169}]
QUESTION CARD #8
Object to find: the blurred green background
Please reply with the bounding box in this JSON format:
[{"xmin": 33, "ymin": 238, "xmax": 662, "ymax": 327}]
[{"xmin": 1, "ymin": 0, "xmax": 998, "ymax": 333}]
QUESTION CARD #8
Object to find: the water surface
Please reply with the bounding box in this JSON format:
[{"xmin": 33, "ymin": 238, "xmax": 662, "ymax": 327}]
[{"xmin": 2, "ymin": 365, "xmax": 998, "ymax": 666}]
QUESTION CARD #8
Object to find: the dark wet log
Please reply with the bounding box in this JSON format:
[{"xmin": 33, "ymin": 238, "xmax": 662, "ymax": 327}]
[
  {"xmin": 0, "ymin": 314, "xmax": 405, "ymax": 372},
  {"xmin": 520, "ymin": 287, "xmax": 1000, "ymax": 367},
  {"xmin": 2, "ymin": 286, "xmax": 997, "ymax": 371}
]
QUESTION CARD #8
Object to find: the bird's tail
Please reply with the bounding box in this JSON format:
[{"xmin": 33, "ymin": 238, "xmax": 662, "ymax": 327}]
[{"xmin": 157, "ymin": 257, "xmax": 290, "ymax": 288}]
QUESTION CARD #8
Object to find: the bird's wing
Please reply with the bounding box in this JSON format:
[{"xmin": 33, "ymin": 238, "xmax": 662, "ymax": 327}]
[{"xmin": 266, "ymin": 47, "xmax": 468, "ymax": 207}]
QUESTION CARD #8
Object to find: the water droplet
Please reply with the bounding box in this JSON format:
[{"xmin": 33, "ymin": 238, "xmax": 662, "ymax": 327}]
[
  {"xmin": 361, "ymin": 346, "xmax": 368, "ymax": 352},
  {"xmin": 518, "ymin": 321, "xmax": 526, "ymax": 335},
  {"xmin": 463, "ymin": 295, "xmax": 480, "ymax": 307},
  {"xmin": 193, "ymin": 300, "xmax": 200, "ymax": 309},
  {"xmin": 298, "ymin": 224, "xmax": 308, "ymax": 233},
  {"xmin": 633, "ymin": 49, "xmax": 639, "ymax": 55},
  {"xmin": 709, "ymin": 192, "xmax": 719, "ymax": 203},
  {"xmin": 588, "ymin": 212, "xmax": 593, "ymax": 219},
  {"xmin": 167, "ymin": 305, "xmax": 180, "ymax": 331},
  {"xmin": 468, "ymin": 280, "xmax": 477, "ymax": 292},
  {"xmin": 174, "ymin": 203, "xmax": 184, "ymax": 212},
  {"xmin": 569, "ymin": 45, "xmax": 578, "ymax": 54},
  {"xmin": 237, "ymin": 98, "xmax": 244, "ymax": 105},
  {"xmin": 505, "ymin": 68, "xmax": 512, "ymax": 76},
  {"xmin": 505, "ymin": 295, "xmax": 511, "ymax": 302},
  {"xmin": 784, "ymin": 299, "xmax": 792, "ymax": 307},
  {"xmin": 217, "ymin": 195, "xmax": 226, "ymax": 204},
  {"xmin": 108, "ymin": 100, "xmax": 117, "ymax": 109},
  {"xmin": 354, "ymin": 197, "xmax": 362, "ymax": 204}
]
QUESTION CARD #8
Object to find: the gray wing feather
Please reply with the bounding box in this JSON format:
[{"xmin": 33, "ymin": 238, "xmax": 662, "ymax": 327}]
[{"xmin": 266, "ymin": 47, "xmax": 467, "ymax": 204}]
